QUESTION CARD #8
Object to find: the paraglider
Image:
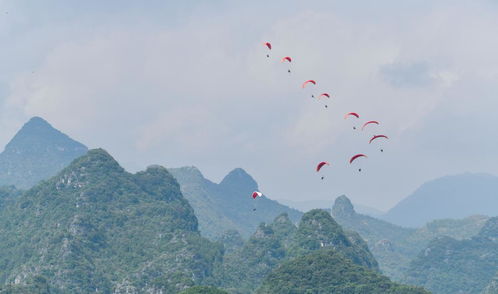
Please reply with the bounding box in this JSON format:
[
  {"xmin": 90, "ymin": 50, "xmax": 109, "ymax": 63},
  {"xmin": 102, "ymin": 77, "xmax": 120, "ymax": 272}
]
[
  {"xmin": 361, "ymin": 120, "xmax": 379, "ymax": 131},
  {"xmin": 252, "ymin": 191, "xmax": 263, "ymax": 211},
  {"xmin": 264, "ymin": 42, "xmax": 272, "ymax": 58},
  {"xmin": 369, "ymin": 135, "xmax": 389, "ymax": 152},
  {"xmin": 318, "ymin": 93, "xmax": 331, "ymax": 108},
  {"xmin": 316, "ymin": 161, "xmax": 330, "ymax": 180},
  {"xmin": 349, "ymin": 154, "xmax": 367, "ymax": 172},
  {"xmin": 281, "ymin": 56, "xmax": 292, "ymax": 63},
  {"xmin": 302, "ymin": 80, "xmax": 316, "ymax": 88},
  {"xmin": 302, "ymin": 80, "xmax": 317, "ymax": 98},
  {"xmin": 344, "ymin": 112, "xmax": 360, "ymax": 130},
  {"xmin": 281, "ymin": 56, "xmax": 292, "ymax": 73},
  {"xmin": 252, "ymin": 191, "xmax": 263, "ymax": 199},
  {"xmin": 369, "ymin": 135, "xmax": 388, "ymax": 144}
]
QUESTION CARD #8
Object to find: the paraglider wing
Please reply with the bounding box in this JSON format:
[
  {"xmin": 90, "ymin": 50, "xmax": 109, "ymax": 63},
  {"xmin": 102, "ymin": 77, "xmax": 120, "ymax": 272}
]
[
  {"xmin": 264, "ymin": 42, "xmax": 272, "ymax": 50},
  {"xmin": 349, "ymin": 154, "xmax": 367, "ymax": 164},
  {"xmin": 369, "ymin": 135, "xmax": 389, "ymax": 144},
  {"xmin": 361, "ymin": 121, "xmax": 379, "ymax": 130},
  {"xmin": 318, "ymin": 93, "xmax": 330, "ymax": 99},
  {"xmin": 281, "ymin": 56, "xmax": 292, "ymax": 63},
  {"xmin": 344, "ymin": 112, "xmax": 360, "ymax": 119},
  {"xmin": 252, "ymin": 191, "xmax": 263, "ymax": 199},
  {"xmin": 302, "ymin": 80, "xmax": 316, "ymax": 88},
  {"xmin": 316, "ymin": 161, "xmax": 330, "ymax": 172}
]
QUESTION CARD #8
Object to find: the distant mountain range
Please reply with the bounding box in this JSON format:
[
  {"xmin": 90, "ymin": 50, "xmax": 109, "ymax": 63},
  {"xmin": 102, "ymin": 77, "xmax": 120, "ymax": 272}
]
[
  {"xmin": 384, "ymin": 173, "xmax": 498, "ymax": 227},
  {"xmin": 405, "ymin": 217, "xmax": 498, "ymax": 294},
  {"xmin": 0, "ymin": 117, "xmax": 87, "ymax": 189},
  {"xmin": 168, "ymin": 166, "xmax": 302, "ymax": 239},
  {"xmin": 217, "ymin": 209, "xmax": 424, "ymax": 294},
  {"xmin": 332, "ymin": 195, "xmax": 488, "ymax": 281},
  {"xmin": 277, "ymin": 197, "xmax": 385, "ymax": 217},
  {"xmin": 0, "ymin": 146, "xmax": 429, "ymax": 293}
]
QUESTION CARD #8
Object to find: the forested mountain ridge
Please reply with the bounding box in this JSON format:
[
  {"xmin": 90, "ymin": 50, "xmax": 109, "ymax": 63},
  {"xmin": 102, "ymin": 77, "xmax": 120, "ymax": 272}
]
[
  {"xmin": 0, "ymin": 149, "xmax": 223, "ymax": 293},
  {"xmin": 169, "ymin": 166, "xmax": 302, "ymax": 239}
]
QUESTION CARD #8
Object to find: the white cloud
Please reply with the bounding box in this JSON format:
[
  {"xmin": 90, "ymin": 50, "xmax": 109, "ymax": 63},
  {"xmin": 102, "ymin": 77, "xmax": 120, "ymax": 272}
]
[{"xmin": 2, "ymin": 1, "xmax": 498, "ymax": 209}]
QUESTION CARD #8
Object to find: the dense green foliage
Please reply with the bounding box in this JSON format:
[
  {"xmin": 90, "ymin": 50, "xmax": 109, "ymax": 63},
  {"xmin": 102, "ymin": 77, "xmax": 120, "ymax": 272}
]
[
  {"xmin": 179, "ymin": 286, "xmax": 229, "ymax": 294},
  {"xmin": 404, "ymin": 217, "xmax": 498, "ymax": 294},
  {"xmin": 0, "ymin": 276, "xmax": 52, "ymax": 294},
  {"xmin": 256, "ymin": 248, "xmax": 430, "ymax": 294},
  {"xmin": 169, "ymin": 167, "xmax": 302, "ymax": 239},
  {"xmin": 0, "ymin": 117, "xmax": 87, "ymax": 189},
  {"xmin": 215, "ymin": 210, "xmax": 380, "ymax": 293},
  {"xmin": 0, "ymin": 149, "xmax": 223, "ymax": 293},
  {"xmin": 332, "ymin": 195, "xmax": 488, "ymax": 281},
  {"xmin": 384, "ymin": 173, "xmax": 498, "ymax": 227}
]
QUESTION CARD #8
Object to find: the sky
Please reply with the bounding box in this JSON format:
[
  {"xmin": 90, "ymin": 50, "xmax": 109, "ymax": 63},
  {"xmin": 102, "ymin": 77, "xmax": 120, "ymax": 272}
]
[{"xmin": 1, "ymin": 0, "xmax": 498, "ymax": 211}]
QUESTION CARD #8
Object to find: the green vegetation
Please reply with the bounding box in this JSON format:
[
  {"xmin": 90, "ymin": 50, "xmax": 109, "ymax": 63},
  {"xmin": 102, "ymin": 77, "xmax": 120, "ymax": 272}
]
[
  {"xmin": 256, "ymin": 248, "xmax": 430, "ymax": 294},
  {"xmin": 179, "ymin": 286, "xmax": 229, "ymax": 294},
  {"xmin": 332, "ymin": 195, "xmax": 488, "ymax": 281},
  {"xmin": 169, "ymin": 167, "xmax": 302, "ymax": 239},
  {"xmin": 404, "ymin": 217, "xmax": 498, "ymax": 294},
  {"xmin": 0, "ymin": 276, "xmax": 52, "ymax": 294},
  {"xmin": 0, "ymin": 117, "xmax": 87, "ymax": 189},
  {"xmin": 216, "ymin": 210, "xmax": 380, "ymax": 293},
  {"xmin": 0, "ymin": 149, "xmax": 222, "ymax": 293}
]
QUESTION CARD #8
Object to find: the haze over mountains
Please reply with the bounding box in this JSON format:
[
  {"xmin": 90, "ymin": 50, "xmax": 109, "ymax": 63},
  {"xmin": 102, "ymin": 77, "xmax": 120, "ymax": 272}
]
[
  {"xmin": 0, "ymin": 116, "xmax": 497, "ymax": 293},
  {"xmin": 384, "ymin": 173, "xmax": 498, "ymax": 227},
  {"xmin": 0, "ymin": 117, "xmax": 87, "ymax": 189},
  {"xmin": 169, "ymin": 166, "xmax": 302, "ymax": 239}
]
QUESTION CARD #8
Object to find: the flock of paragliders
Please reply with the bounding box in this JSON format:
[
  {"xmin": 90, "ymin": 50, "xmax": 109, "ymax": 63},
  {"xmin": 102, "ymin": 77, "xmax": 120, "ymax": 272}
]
[{"xmin": 251, "ymin": 41, "xmax": 389, "ymax": 208}]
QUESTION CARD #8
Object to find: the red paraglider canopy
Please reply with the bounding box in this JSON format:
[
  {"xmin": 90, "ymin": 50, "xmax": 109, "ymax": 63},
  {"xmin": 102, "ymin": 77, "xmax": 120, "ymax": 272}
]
[
  {"xmin": 344, "ymin": 112, "xmax": 360, "ymax": 119},
  {"xmin": 281, "ymin": 56, "xmax": 292, "ymax": 63},
  {"xmin": 302, "ymin": 80, "xmax": 316, "ymax": 88},
  {"xmin": 264, "ymin": 42, "xmax": 272, "ymax": 50},
  {"xmin": 369, "ymin": 135, "xmax": 389, "ymax": 144},
  {"xmin": 362, "ymin": 121, "xmax": 379, "ymax": 130},
  {"xmin": 349, "ymin": 154, "xmax": 367, "ymax": 164},
  {"xmin": 316, "ymin": 161, "xmax": 330, "ymax": 172},
  {"xmin": 252, "ymin": 191, "xmax": 263, "ymax": 199},
  {"xmin": 318, "ymin": 93, "xmax": 330, "ymax": 99}
]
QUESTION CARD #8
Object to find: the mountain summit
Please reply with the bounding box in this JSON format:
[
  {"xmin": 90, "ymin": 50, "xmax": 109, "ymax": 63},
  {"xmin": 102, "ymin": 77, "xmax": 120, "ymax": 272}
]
[
  {"xmin": 0, "ymin": 148, "xmax": 222, "ymax": 293},
  {"xmin": 0, "ymin": 117, "xmax": 88, "ymax": 189},
  {"xmin": 384, "ymin": 173, "xmax": 498, "ymax": 227}
]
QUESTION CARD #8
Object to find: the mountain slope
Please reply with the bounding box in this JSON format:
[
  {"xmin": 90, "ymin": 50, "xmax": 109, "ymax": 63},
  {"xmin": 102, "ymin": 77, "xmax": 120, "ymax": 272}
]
[
  {"xmin": 384, "ymin": 173, "xmax": 498, "ymax": 227},
  {"xmin": 332, "ymin": 195, "xmax": 488, "ymax": 281},
  {"xmin": 216, "ymin": 210, "xmax": 378, "ymax": 293},
  {"xmin": 256, "ymin": 248, "xmax": 430, "ymax": 294},
  {"xmin": 0, "ymin": 117, "xmax": 88, "ymax": 189},
  {"xmin": 0, "ymin": 149, "xmax": 222, "ymax": 293},
  {"xmin": 404, "ymin": 217, "xmax": 498, "ymax": 294},
  {"xmin": 169, "ymin": 167, "xmax": 302, "ymax": 239}
]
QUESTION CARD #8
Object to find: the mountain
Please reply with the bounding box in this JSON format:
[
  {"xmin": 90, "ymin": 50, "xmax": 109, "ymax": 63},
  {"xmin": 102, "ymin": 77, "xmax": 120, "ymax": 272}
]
[
  {"xmin": 0, "ymin": 117, "xmax": 88, "ymax": 189},
  {"xmin": 482, "ymin": 273, "xmax": 498, "ymax": 294},
  {"xmin": 216, "ymin": 209, "xmax": 378, "ymax": 293},
  {"xmin": 0, "ymin": 149, "xmax": 223, "ymax": 293},
  {"xmin": 384, "ymin": 173, "xmax": 498, "ymax": 227},
  {"xmin": 168, "ymin": 167, "xmax": 302, "ymax": 239},
  {"xmin": 256, "ymin": 248, "xmax": 430, "ymax": 294},
  {"xmin": 404, "ymin": 217, "xmax": 498, "ymax": 294},
  {"xmin": 278, "ymin": 197, "xmax": 385, "ymax": 217},
  {"xmin": 332, "ymin": 195, "xmax": 488, "ymax": 281}
]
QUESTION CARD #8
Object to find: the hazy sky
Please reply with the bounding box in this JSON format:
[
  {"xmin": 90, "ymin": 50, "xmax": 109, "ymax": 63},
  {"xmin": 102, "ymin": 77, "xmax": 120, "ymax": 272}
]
[{"xmin": 1, "ymin": 0, "xmax": 498, "ymax": 210}]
